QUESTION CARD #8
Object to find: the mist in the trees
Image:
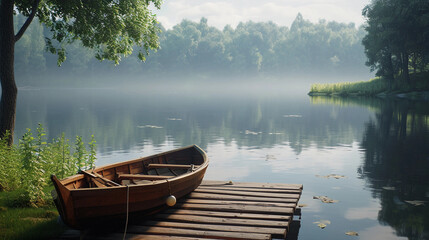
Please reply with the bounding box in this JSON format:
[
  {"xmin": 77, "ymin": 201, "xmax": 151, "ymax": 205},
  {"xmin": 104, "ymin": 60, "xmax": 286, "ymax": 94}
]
[{"xmin": 14, "ymin": 14, "xmax": 373, "ymax": 88}]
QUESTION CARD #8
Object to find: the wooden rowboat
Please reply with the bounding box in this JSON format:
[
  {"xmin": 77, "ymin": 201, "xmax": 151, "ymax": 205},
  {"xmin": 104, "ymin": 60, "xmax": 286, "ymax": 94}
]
[{"xmin": 51, "ymin": 145, "xmax": 209, "ymax": 228}]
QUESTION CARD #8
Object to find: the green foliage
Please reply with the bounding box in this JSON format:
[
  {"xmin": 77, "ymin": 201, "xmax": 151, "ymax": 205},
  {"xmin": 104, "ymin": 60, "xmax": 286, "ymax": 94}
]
[
  {"xmin": 309, "ymin": 77, "xmax": 388, "ymax": 96},
  {"xmin": 0, "ymin": 125, "xmax": 97, "ymax": 207},
  {"xmin": 88, "ymin": 135, "xmax": 97, "ymax": 170},
  {"xmin": 309, "ymin": 72, "xmax": 429, "ymax": 96},
  {"xmin": 74, "ymin": 136, "xmax": 87, "ymax": 171},
  {"xmin": 50, "ymin": 133, "xmax": 72, "ymax": 180},
  {"xmin": 15, "ymin": 14, "xmax": 370, "ymax": 82},
  {"xmin": 362, "ymin": 0, "xmax": 429, "ymax": 85},
  {"xmin": 0, "ymin": 132, "xmax": 21, "ymax": 191},
  {"xmin": 13, "ymin": 0, "xmax": 162, "ymax": 66}
]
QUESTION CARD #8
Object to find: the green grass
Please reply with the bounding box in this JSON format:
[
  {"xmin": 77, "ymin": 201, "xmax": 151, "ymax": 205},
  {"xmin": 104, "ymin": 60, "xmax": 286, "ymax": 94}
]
[
  {"xmin": 309, "ymin": 72, "xmax": 429, "ymax": 96},
  {"xmin": 0, "ymin": 191, "xmax": 67, "ymax": 240},
  {"xmin": 309, "ymin": 77, "xmax": 388, "ymax": 96}
]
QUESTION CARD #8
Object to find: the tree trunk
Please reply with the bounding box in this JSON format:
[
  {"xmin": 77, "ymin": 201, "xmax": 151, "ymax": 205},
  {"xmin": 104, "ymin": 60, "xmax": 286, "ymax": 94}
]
[
  {"xmin": 386, "ymin": 51, "xmax": 394, "ymax": 90},
  {"xmin": 402, "ymin": 51, "xmax": 411, "ymax": 86},
  {"xmin": 0, "ymin": 0, "xmax": 17, "ymax": 145}
]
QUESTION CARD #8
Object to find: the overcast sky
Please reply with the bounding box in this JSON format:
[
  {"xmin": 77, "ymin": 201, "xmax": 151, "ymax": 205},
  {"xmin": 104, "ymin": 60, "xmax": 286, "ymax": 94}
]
[{"xmin": 152, "ymin": 0, "xmax": 371, "ymax": 30}]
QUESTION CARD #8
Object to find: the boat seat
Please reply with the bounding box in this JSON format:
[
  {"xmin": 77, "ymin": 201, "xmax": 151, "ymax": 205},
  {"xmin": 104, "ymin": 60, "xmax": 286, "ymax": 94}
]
[
  {"xmin": 147, "ymin": 163, "xmax": 200, "ymax": 169},
  {"xmin": 117, "ymin": 174, "xmax": 172, "ymax": 181}
]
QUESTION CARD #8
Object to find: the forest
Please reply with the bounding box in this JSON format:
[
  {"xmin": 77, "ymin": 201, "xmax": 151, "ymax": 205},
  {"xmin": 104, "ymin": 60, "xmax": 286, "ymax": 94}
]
[{"xmin": 15, "ymin": 13, "xmax": 369, "ymax": 86}]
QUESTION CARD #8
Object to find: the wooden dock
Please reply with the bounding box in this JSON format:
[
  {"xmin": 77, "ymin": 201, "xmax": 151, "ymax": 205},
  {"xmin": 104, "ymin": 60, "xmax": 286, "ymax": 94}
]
[{"xmin": 58, "ymin": 180, "xmax": 303, "ymax": 240}]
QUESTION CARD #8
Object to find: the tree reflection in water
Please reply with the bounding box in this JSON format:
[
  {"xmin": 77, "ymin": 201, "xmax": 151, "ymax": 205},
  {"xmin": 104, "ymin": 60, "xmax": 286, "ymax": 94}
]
[{"xmin": 358, "ymin": 99, "xmax": 429, "ymax": 240}]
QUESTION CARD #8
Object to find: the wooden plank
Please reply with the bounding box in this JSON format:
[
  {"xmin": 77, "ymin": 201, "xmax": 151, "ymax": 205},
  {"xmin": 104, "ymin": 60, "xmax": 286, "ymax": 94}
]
[
  {"xmin": 153, "ymin": 213, "xmax": 290, "ymax": 228},
  {"xmin": 163, "ymin": 209, "xmax": 292, "ymax": 221},
  {"xmin": 187, "ymin": 192, "xmax": 299, "ymax": 203},
  {"xmin": 141, "ymin": 220, "xmax": 286, "ymax": 238},
  {"xmin": 193, "ymin": 188, "xmax": 300, "ymax": 199},
  {"xmin": 148, "ymin": 164, "xmax": 200, "ymax": 169},
  {"xmin": 117, "ymin": 174, "xmax": 171, "ymax": 181},
  {"xmin": 197, "ymin": 185, "xmax": 302, "ymax": 194},
  {"xmin": 201, "ymin": 180, "xmax": 303, "ymax": 190},
  {"xmin": 126, "ymin": 226, "xmax": 271, "ymax": 240},
  {"xmin": 86, "ymin": 233, "xmax": 218, "ymax": 240},
  {"xmin": 179, "ymin": 198, "xmax": 296, "ymax": 208},
  {"xmin": 174, "ymin": 203, "xmax": 295, "ymax": 215},
  {"xmin": 90, "ymin": 178, "xmax": 107, "ymax": 188},
  {"xmin": 123, "ymin": 235, "xmax": 217, "ymax": 240}
]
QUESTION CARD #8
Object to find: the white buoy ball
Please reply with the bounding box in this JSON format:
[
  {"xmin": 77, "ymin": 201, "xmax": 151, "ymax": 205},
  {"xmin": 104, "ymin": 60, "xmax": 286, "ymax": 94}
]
[{"xmin": 166, "ymin": 195, "xmax": 176, "ymax": 206}]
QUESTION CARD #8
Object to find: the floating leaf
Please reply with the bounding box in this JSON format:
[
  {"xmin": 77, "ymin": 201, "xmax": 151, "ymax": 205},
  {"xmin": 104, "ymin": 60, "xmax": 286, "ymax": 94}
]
[
  {"xmin": 137, "ymin": 125, "xmax": 163, "ymax": 129},
  {"xmin": 316, "ymin": 174, "xmax": 346, "ymax": 179},
  {"xmin": 345, "ymin": 231, "xmax": 359, "ymax": 236},
  {"xmin": 298, "ymin": 204, "xmax": 308, "ymax": 208},
  {"xmin": 313, "ymin": 195, "xmax": 339, "ymax": 203},
  {"xmin": 244, "ymin": 130, "xmax": 262, "ymax": 135},
  {"xmin": 313, "ymin": 220, "xmax": 331, "ymax": 229},
  {"xmin": 317, "ymin": 223, "xmax": 326, "ymax": 229},
  {"xmin": 405, "ymin": 200, "xmax": 426, "ymax": 206}
]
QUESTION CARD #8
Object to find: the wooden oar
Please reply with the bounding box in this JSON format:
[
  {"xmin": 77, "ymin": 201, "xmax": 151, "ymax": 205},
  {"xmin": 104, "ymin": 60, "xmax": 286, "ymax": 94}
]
[{"xmin": 80, "ymin": 170, "xmax": 121, "ymax": 187}]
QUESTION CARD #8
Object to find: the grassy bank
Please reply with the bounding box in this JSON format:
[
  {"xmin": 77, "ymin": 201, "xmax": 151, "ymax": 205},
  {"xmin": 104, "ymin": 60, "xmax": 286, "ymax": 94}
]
[
  {"xmin": 309, "ymin": 72, "xmax": 429, "ymax": 98},
  {"xmin": 0, "ymin": 191, "xmax": 67, "ymax": 240}
]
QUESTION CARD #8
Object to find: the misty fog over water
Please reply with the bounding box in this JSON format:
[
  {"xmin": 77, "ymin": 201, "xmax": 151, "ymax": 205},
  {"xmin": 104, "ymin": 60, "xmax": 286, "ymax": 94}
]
[{"xmin": 13, "ymin": 75, "xmax": 429, "ymax": 239}]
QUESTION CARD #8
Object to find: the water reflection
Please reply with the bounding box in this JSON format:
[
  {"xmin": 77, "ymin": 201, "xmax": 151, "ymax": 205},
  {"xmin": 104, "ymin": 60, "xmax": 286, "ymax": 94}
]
[
  {"xmin": 360, "ymin": 99, "xmax": 429, "ymax": 240},
  {"xmin": 14, "ymin": 88, "xmax": 429, "ymax": 239},
  {"xmin": 16, "ymin": 89, "xmax": 370, "ymax": 154},
  {"xmin": 314, "ymin": 96, "xmax": 429, "ymax": 240}
]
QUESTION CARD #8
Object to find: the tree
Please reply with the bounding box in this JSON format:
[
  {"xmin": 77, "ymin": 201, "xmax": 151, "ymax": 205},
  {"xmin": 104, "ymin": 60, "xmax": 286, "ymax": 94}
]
[
  {"xmin": 0, "ymin": 0, "xmax": 162, "ymax": 145},
  {"xmin": 362, "ymin": 0, "xmax": 429, "ymax": 87}
]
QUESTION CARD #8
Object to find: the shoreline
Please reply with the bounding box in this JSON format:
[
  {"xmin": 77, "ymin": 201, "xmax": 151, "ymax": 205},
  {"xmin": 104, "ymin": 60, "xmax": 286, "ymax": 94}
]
[{"xmin": 308, "ymin": 90, "xmax": 429, "ymax": 101}]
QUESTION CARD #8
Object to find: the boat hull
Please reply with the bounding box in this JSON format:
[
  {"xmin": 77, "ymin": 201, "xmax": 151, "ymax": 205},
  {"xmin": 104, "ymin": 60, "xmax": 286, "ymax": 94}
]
[{"xmin": 51, "ymin": 145, "xmax": 208, "ymax": 228}]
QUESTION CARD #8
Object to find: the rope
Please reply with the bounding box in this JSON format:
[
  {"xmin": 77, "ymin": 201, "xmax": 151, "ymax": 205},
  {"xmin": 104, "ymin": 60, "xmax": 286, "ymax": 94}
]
[
  {"xmin": 122, "ymin": 185, "xmax": 130, "ymax": 240},
  {"xmin": 167, "ymin": 179, "xmax": 172, "ymax": 195}
]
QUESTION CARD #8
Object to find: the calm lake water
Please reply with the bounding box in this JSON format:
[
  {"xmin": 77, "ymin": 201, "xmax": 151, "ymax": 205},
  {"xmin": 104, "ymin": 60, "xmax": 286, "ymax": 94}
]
[{"xmin": 15, "ymin": 83, "xmax": 429, "ymax": 240}]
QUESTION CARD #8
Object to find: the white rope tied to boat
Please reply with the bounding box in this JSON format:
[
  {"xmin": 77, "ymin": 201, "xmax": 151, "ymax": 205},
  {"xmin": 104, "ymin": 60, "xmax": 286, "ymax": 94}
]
[
  {"xmin": 166, "ymin": 179, "xmax": 176, "ymax": 206},
  {"xmin": 123, "ymin": 185, "xmax": 130, "ymax": 240}
]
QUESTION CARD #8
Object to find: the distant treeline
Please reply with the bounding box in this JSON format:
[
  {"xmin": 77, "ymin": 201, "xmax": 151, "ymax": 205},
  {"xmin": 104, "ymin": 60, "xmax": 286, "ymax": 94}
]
[{"xmin": 15, "ymin": 13, "xmax": 369, "ymax": 85}]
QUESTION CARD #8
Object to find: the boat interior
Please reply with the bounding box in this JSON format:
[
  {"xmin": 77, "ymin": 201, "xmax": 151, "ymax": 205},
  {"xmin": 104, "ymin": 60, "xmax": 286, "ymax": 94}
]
[{"xmin": 61, "ymin": 146, "xmax": 205, "ymax": 190}]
